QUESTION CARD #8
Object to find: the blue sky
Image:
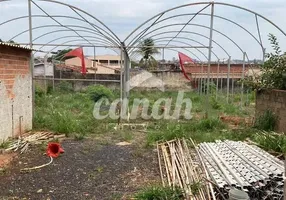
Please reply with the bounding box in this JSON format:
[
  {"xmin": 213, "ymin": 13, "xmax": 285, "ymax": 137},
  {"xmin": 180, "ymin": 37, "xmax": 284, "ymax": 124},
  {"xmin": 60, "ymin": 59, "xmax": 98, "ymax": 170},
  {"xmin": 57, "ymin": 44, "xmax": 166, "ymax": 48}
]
[{"xmin": 0, "ymin": 0, "xmax": 285, "ymax": 61}]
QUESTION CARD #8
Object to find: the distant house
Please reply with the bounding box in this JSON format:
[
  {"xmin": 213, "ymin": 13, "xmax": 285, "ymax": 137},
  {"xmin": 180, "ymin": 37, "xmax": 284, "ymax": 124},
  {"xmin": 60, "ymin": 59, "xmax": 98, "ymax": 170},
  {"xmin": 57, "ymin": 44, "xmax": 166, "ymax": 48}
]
[
  {"xmin": 34, "ymin": 63, "xmax": 54, "ymax": 77},
  {"xmin": 64, "ymin": 55, "xmax": 123, "ymax": 74}
]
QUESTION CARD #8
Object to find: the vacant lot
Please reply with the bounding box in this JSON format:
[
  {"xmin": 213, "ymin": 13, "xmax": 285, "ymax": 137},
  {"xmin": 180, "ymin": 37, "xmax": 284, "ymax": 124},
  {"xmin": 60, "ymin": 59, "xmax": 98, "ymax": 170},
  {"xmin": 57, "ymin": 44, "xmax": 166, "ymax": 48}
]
[{"xmin": 1, "ymin": 84, "xmax": 283, "ymax": 199}]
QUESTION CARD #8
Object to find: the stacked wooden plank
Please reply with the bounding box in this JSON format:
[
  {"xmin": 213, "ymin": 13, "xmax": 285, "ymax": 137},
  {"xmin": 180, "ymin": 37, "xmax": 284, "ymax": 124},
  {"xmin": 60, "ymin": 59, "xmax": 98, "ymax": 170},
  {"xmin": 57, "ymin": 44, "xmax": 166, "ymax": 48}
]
[
  {"xmin": 157, "ymin": 138, "xmax": 214, "ymax": 200},
  {"xmin": 5, "ymin": 132, "xmax": 65, "ymax": 154}
]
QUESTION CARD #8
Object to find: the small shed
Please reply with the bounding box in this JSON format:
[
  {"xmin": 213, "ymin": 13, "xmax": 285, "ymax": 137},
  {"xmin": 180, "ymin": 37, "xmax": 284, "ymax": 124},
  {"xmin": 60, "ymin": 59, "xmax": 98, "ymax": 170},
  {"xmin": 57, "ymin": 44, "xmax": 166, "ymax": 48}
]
[{"xmin": 0, "ymin": 43, "xmax": 32, "ymax": 141}]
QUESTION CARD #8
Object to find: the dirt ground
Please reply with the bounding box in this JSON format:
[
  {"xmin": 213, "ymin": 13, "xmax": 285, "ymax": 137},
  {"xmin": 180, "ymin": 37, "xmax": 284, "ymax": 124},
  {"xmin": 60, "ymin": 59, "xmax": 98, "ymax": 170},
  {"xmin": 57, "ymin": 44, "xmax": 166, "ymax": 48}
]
[{"xmin": 0, "ymin": 139, "xmax": 160, "ymax": 200}]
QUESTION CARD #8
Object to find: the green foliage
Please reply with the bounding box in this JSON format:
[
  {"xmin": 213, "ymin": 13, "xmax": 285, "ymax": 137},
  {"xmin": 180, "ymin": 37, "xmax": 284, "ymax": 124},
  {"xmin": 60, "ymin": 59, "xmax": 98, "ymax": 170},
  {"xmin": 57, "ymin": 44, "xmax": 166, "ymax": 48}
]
[
  {"xmin": 254, "ymin": 110, "xmax": 277, "ymax": 131},
  {"xmin": 48, "ymin": 49, "xmax": 72, "ymax": 62},
  {"xmin": 254, "ymin": 131, "xmax": 286, "ymax": 153},
  {"xmin": 74, "ymin": 133, "xmax": 86, "ymax": 141},
  {"xmin": 85, "ymin": 85, "xmax": 114, "ymax": 102},
  {"xmin": 33, "ymin": 91, "xmax": 113, "ymax": 136},
  {"xmin": 35, "ymin": 84, "xmax": 45, "ymax": 97},
  {"xmin": 146, "ymin": 118, "xmax": 226, "ymax": 146},
  {"xmin": 0, "ymin": 141, "xmax": 10, "ymax": 149},
  {"xmin": 146, "ymin": 124, "xmax": 187, "ymax": 146},
  {"xmin": 131, "ymin": 60, "xmax": 139, "ymax": 68},
  {"xmin": 57, "ymin": 81, "xmax": 74, "ymax": 92},
  {"xmin": 201, "ymin": 82, "xmax": 216, "ymax": 94},
  {"xmin": 135, "ymin": 186, "xmax": 184, "ymax": 200},
  {"xmin": 193, "ymin": 118, "xmax": 225, "ymax": 131},
  {"xmin": 245, "ymin": 34, "xmax": 286, "ymax": 90},
  {"xmin": 210, "ymin": 96, "xmax": 221, "ymax": 110},
  {"xmin": 137, "ymin": 38, "xmax": 160, "ymax": 70},
  {"xmin": 190, "ymin": 182, "xmax": 203, "ymax": 195}
]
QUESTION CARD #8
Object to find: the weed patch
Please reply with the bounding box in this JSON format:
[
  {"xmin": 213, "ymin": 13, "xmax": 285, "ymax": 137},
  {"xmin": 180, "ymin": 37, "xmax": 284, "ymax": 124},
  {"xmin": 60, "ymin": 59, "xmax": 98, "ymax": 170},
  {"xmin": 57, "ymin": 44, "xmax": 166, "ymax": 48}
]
[
  {"xmin": 254, "ymin": 110, "xmax": 277, "ymax": 131},
  {"xmin": 135, "ymin": 186, "xmax": 184, "ymax": 200}
]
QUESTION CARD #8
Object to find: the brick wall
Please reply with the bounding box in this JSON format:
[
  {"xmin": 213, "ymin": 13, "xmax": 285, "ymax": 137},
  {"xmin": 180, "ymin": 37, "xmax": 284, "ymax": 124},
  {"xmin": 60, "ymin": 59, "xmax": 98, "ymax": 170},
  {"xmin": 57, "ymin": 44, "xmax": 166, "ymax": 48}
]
[
  {"xmin": 0, "ymin": 45, "xmax": 32, "ymax": 141},
  {"xmin": 256, "ymin": 89, "xmax": 286, "ymax": 132}
]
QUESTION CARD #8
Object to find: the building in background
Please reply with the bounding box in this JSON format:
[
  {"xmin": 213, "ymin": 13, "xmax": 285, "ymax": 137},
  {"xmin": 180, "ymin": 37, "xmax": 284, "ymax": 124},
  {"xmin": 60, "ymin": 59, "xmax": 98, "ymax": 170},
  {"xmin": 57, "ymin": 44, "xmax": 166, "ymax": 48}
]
[
  {"xmin": 33, "ymin": 57, "xmax": 54, "ymax": 77},
  {"xmin": 64, "ymin": 54, "xmax": 123, "ymax": 74},
  {"xmin": 0, "ymin": 43, "xmax": 32, "ymax": 141}
]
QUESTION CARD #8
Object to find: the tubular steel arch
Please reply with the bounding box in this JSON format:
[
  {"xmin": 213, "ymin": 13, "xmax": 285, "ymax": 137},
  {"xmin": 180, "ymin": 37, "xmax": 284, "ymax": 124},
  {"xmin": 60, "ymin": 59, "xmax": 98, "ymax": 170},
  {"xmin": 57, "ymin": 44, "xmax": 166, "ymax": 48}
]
[
  {"xmin": 130, "ymin": 36, "xmax": 220, "ymax": 60},
  {"xmin": 127, "ymin": 23, "xmax": 248, "ymax": 60},
  {"xmin": 124, "ymin": 1, "xmax": 286, "ymax": 44},
  {"xmin": 140, "ymin": 30, "xmax": 230, "ymax": 57},
  {"xmin": 1, "ymin": 15, "xmax": 121, "ymax": 47},
  {"xmin": 36, "ymin": 35, "xmax": 116, "ymax": 52}
]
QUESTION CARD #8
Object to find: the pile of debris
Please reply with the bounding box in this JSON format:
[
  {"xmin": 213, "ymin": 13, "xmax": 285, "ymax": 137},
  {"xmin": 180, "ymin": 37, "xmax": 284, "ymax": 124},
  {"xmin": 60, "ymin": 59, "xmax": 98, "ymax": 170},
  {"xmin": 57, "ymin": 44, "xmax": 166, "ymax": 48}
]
[
  {"xmin": 157, "ymin": 139, "xmax": 215, "ymax": 199},
  {"xmin": 5, "ymin": 132, "xmax": 65, "ymax": 154},
  {"xmin": 199, "ymin": 140, "xmax": 284, "ymax": 199}
]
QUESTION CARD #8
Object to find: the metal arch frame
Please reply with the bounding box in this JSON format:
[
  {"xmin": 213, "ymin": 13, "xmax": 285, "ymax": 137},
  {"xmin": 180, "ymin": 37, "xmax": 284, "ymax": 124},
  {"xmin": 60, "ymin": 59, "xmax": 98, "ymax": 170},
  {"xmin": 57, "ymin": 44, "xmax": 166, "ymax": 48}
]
[
  {"xmin": 149, "ymin": 37, "xmax": 219, "ymax": 60},
  {"xmin": 130, "ymin": 13, "xmax": 263, "ymax": 50},
  {"xmin": 36, "ymin": 35, "xmax": 116, "ymax": 52},
  {"xmin": 140, "ymin": 31, "xmax": 230, "ymax": 57},
  {"xmin": 130, "ymin": 42, "xmax": 203, "ymax": 62},
  {"xmin": 9, "ymin": 24, "xmax": 109, "ymax": 42},
  {"xmin": 124, "ymin": 1, "xmax": 286, "ymax": 44},
  {"xmin": 32, "ymin": 29, "xmax": 105, "ymax": 43},
  {"xmin": 132, "ymin": 31, "xmax": 229, "ymax": 59},
  {"xmin": 130, "ymin": 43, "xmax": 203, "ymax": 62},
  {"xmin": 35, "ymin": 0, "xmax": 122, "ymax": 45},
  {"xmin": 0, "ymin": 15, "xmax": 120, "ymax": 47},
  {"xmin": 130, "ymin": 38, "xmax": 215, "ymax": 61},
  {"xmin": 37, "ymin": 39, "xmax": 120, "ymax": 57},
  {"xmin": 127, "ymin": 23, "xmax": 249, "ymax": 61}
]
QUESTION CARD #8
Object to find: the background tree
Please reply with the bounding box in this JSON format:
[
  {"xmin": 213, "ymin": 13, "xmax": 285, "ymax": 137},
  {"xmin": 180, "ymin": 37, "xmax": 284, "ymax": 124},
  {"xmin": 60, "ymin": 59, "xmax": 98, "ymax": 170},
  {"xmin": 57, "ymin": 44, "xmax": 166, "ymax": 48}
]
[
  {"xmin": 137, "ymin": 38, "xmax": 159, "ymax": 70},
  {"xmin": 245, "ymin": 34, "xmax": 286, "ymax": 90},
  {"xmin": 47, "ymin": 49, "xmax": 72, "ymax": 62}
]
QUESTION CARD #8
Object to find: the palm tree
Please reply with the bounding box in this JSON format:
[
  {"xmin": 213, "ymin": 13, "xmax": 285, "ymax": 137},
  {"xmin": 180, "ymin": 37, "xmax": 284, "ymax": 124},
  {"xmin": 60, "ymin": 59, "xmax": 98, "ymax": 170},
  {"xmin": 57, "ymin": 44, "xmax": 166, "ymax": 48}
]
[{"xmin": 137, "ymin": 38, "xmax": 159, "ymax": 70}]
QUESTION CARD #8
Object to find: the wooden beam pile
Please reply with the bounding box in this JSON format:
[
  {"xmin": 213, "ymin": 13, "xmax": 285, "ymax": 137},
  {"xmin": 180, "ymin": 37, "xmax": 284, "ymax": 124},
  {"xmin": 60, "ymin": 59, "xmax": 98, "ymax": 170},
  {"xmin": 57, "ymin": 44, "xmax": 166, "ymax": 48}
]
[
  {"xmin": 5, "ymin": 132, "xmax": 65, "ymax": 154},
  {"xmin": 157, "ymin": 138, "xmax": 214, "ymax": 200}
]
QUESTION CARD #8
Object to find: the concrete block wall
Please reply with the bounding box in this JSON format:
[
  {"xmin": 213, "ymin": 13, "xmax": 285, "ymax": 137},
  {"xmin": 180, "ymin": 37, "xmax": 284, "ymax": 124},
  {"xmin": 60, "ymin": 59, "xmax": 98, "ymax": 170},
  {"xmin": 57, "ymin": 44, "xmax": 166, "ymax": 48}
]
[
  {"xmin": 256, "ymin": 89, "xmax": 286, "ymax": 132},
  {"xmin": 0, "ymin": 45, "xmax": 32, "ymax": 141}
]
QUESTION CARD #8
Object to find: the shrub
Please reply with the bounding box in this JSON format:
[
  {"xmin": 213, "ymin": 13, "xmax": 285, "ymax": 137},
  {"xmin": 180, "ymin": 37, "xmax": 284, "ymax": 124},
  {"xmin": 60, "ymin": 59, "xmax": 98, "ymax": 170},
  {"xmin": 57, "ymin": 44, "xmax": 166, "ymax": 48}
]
[
  {"xmin": 244, "ymin": 34, "xmax": 286, "ymax": 90},
  {"xmin": 135, "ymin": 186, "xmax": 184, "ymax": 200},
  {"xmin": 254, "ymin": 110, "xmax": 277, "ymax": 131},
  {"xmin": 254, "ymin": 131, "xmax": 286, "ymax": 153},
  {"xmin": 146, "ymin": 124, "xmax": 187, "ymax": 146},
  {"xmin": 210, "ymin": 96, "xmax": 221, "ymax": 110},
  {"xmin": 35, "ymin": 84, "xmax": 45, "ymax": 97},
  {"xmin": 57, "ymin": 81, "xmax": 74, "ymax": 92},
  {"xmin": 193, "ymin": 118, "xmax": 225, "ymax": 131},
  {"xmin": 85, "ymin": 85, "xmax": 114, "ymax": 102},
  {"xmin": 201, "ymin": 81, "xmax": 216, "ymax": 94}
]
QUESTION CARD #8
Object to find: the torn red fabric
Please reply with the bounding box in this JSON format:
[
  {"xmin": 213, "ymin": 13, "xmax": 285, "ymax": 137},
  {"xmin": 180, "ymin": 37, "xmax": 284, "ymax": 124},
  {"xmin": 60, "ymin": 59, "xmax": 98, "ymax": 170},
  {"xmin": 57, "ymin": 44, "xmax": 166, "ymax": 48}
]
[
  {"xmin": 178, "ymin": 52, "xmax": 194, "ymax": 81},
  {"xmin": 65, "ymin": 47, "xmax": 87, "ymax": 75}
]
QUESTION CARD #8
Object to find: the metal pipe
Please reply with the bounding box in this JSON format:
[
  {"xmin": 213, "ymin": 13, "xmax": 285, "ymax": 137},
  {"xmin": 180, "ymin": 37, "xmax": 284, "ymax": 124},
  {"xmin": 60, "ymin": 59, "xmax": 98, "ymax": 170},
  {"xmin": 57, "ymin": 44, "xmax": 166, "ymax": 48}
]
[
  {"xmin": 241, "ymin": 52, "xmax": 246, "ymax": 107},
  {"xmin": 28, "ymin": 0, "xmax": 35, "ymax": 125},
  {"xmin": 17, "ymin": 43, "xmax": 209, "ymax": 49},
  {"xmin": 227, "ymin": 57, "xmax": 231, "ymax": 103},
  {"xmin": 216, "ymin": 60, "xmax": 220, "ymax": 100},
  {"xmin": 33, "ymin": 77, "xmax": 120, "ymax": 82},
  {"xmin": 231, "ymin": 70, "xmax": 234, "ymax": 103},
  {"xmin": 206, "ymin": 2, "xmax": 214, "ymax": 118}
]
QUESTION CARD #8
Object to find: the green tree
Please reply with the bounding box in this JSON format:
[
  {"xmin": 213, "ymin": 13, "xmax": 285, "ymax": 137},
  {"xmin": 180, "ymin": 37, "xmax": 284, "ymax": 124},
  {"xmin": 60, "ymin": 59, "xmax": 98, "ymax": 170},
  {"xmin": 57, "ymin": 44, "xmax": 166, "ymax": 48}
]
[
  {"xmin": 48, "ymin": 49, "xmax": 72, "ymax": 62},
  {"xmin": 245, "ymin": 34, "xmax": 286, "ymax": 90},
  {"xmin": 137, "ymin": 38, "xmax": 159, "ymax": 70}
]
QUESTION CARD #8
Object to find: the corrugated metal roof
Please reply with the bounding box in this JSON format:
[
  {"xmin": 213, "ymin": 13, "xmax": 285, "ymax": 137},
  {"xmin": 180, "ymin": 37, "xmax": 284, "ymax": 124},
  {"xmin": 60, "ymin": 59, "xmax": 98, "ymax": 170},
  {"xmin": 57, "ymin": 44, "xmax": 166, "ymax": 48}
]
[{"xmin": 0, "ymin": 42, "xmax": 33, "ymax": 51}]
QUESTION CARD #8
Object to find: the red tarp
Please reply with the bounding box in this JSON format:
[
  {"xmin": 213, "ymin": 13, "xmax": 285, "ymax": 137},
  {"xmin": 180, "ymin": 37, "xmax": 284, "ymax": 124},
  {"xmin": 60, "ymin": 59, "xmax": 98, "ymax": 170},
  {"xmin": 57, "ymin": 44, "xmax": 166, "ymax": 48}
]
[
  {"xmin": 178, "ymin": 52, "xmax": 194, "ymax": 81},
  {"xmin": 64, "ymin": 47, "xmax": 87, "ymax": 75}
]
